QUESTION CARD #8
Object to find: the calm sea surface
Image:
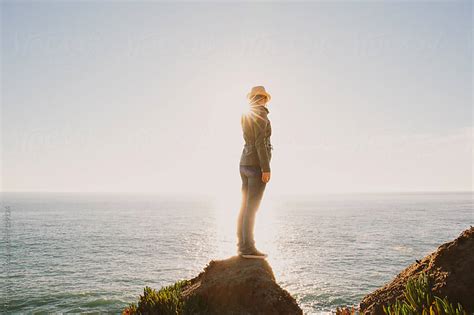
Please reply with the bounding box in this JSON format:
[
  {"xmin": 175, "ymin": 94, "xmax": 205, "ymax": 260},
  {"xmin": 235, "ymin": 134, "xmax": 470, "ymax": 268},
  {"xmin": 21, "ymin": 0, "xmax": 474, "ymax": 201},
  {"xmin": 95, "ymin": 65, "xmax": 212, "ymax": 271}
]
[{"xmin": 1, "ymin": 192, "xmax": 472, "ymax": 314}]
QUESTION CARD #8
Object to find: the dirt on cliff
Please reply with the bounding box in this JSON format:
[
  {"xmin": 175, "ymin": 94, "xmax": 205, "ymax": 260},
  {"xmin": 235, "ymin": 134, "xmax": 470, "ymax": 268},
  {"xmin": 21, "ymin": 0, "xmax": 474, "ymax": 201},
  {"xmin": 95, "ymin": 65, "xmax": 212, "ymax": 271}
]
[
  {"xmin": 360, "ymin": 227, "xmax": 474, "ymax": 314},
  {"xmin": 181, "ymin": 256, "xmax": 303, "ymax": 315}
]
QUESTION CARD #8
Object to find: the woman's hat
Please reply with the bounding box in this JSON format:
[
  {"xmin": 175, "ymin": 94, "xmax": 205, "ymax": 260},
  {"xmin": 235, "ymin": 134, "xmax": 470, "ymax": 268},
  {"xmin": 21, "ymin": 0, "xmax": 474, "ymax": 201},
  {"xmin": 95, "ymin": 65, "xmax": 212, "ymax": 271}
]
[{"xmin": 247, "ymin": 86, "xmax": 271, "ymax": 102}]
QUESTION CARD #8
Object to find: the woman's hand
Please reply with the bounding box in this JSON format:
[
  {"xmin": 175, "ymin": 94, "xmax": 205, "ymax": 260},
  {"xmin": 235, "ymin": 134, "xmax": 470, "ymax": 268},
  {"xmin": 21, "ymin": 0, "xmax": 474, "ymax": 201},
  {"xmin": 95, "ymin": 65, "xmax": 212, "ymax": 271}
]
[{"xmin": 262, "ymin": 172, "xmax": 271, "ymax": 183}]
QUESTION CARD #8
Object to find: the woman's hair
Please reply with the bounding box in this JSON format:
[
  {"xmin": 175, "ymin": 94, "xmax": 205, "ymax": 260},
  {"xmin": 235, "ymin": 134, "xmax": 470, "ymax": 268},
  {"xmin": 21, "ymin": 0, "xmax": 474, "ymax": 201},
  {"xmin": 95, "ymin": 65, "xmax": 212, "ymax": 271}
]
[{"xmin": 250, "ymin": 94, "xmax": 267, "ymax": 104}]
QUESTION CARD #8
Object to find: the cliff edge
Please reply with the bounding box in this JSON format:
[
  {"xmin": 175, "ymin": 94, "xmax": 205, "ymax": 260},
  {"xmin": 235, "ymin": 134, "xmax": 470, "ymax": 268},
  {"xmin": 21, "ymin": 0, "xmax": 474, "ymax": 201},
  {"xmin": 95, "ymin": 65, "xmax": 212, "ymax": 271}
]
[
  {"xmin": 124, "ymin": 255, "xmax": 302, "ymax": 315},
  {"xmin": 360, "ymin": 227, "xmax": 474, "ymax": 314},
  {"xmin": 181, "ymin": 256, "xmax": 302, "ymax": 315}
]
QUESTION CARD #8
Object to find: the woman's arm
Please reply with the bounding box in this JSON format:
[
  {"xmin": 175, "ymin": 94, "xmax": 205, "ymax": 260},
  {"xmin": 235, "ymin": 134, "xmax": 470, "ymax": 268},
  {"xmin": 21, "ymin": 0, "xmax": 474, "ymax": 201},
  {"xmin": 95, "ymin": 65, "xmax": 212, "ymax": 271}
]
[{"xmin": 252, "ymin": 114, "xmax": 271, "ymax": 183}]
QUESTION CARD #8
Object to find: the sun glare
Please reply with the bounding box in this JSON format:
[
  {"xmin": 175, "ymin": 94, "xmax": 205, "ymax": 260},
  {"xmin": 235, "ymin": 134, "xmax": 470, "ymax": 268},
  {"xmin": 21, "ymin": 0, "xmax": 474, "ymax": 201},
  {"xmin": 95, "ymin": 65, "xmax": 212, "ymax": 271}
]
[{"xmin": 240, "ymin": 101, "xmax": 251, "ymax": 117}]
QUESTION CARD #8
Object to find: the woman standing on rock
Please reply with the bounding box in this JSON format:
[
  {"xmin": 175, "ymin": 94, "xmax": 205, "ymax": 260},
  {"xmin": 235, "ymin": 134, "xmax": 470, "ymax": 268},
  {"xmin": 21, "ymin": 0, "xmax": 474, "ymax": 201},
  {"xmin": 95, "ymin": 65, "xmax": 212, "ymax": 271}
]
[{"xmin": 237, "ymin": 86, "xmax": 273, "ymax": 259}]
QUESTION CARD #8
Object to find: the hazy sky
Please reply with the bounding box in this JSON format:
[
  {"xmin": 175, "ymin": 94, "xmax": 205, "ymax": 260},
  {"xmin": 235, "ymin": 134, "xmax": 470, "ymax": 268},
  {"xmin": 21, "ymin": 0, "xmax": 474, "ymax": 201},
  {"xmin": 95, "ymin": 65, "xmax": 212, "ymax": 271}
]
[{"xmin": 1, "ymin": 1, "xmax": 472, "ymax": 196}]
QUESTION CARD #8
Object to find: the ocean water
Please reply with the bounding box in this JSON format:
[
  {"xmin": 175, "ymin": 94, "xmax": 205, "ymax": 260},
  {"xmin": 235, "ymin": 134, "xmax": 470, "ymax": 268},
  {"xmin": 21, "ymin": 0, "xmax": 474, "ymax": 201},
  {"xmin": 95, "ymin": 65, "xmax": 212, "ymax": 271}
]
[{"xmin": 1, "ymin": 192, "xmax": 472, "ymax": 314}]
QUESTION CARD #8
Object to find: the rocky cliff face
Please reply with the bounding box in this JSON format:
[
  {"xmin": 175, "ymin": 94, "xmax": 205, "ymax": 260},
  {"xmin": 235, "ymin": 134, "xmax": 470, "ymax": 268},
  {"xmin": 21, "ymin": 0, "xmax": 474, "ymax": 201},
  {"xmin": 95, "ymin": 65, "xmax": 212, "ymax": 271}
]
[
  {"xmin": 360, "ymin": 227, "xmax": 474, "ymax": 314},
  {"xmin": 181, "ymin": 256, "xmax": 302, "ymax": 315}
]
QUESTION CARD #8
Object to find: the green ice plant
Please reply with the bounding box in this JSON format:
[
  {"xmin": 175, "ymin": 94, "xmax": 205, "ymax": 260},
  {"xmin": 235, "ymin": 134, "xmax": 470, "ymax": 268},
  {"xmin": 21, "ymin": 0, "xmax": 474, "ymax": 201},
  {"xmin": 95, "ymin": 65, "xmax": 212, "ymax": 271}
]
[
  {"xmin": 383, "ymin": 272, "xmax": 466, "ymax": 315},
  {"xmin": 123, "ymin": 280, "xmax": 209, "ymax": 315}
]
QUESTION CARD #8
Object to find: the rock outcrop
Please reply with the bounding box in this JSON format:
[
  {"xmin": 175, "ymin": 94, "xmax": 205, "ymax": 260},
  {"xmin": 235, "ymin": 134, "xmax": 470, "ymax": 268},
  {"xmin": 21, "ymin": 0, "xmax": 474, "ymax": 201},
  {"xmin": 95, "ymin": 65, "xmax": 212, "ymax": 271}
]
[
  {"xmin": 360, "ymin": 227, "xmax": 474, "ymax": 314},
  {"xmin": 181, "ymin": 256, "xmax": 302, "ymax": 315}
]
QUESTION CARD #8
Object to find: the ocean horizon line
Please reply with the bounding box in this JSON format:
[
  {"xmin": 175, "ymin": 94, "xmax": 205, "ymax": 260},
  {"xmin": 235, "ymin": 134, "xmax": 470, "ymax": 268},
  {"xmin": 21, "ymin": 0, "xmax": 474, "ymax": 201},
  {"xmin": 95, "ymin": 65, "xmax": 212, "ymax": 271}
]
[{"xmin": 1, "ymin": 190, "xmax": 472, "ymax": 196}]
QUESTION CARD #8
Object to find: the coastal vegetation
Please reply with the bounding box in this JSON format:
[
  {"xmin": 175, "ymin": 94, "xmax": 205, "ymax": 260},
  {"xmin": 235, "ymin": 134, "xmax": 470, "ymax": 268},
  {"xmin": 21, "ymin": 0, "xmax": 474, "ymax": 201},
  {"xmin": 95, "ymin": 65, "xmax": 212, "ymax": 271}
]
[
  {"xmin": 123, "ymin": 280, "xmax": 208, "ymax": 315},
  {"xmin": 383, "ymin": 272, "xmax": 466, "ymax": 315}
]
